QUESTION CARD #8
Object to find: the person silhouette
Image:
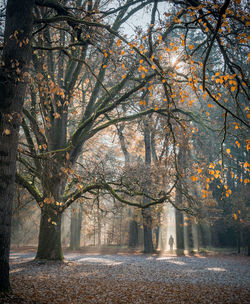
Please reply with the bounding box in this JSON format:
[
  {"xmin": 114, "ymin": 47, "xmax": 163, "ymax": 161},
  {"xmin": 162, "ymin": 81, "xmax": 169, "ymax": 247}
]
[{"xmin": 169, "ymin": 235, "xmax": 174, "ymax": 252}]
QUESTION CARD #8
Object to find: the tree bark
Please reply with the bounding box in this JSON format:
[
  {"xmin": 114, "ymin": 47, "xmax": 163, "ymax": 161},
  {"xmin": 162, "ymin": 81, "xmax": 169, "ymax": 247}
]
[
  {"xmin": 141, "ymin": 117, "xmax": 154, "ymax": 253},
  {"xmin": 142, "ymin": 205, "xmax": 154, "ymax": 253},
  {"xmin": 0, "ymin": 0, "xmax": 33, "ymax": 292},
  {"xmin": 36, "ymin": 206, "xmax": 63, "ymax": 260},
  {"xmin": 129, "ymin": 219, "xmax": 138, "ymax": 247},
  {"xmin": 175, "ymin": 181, "xmax": 184, "ymax": 253},
  {"xmin": 176, "ymin": 210, "xmax": 184, "ymax": 253},
  {"xmin": 70, "ymin": 204, "xmax": 82, "ymax": 250}
]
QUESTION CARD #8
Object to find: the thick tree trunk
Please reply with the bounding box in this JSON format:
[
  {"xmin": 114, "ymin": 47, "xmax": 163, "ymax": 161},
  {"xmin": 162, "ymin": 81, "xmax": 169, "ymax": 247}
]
[
  {"xmin": 0, "ymin": 0, "xmax": 33, "ymax": 292},
  {"xmin": 36, "ymin": 207, "xmax": 63, "ymax": 260}
]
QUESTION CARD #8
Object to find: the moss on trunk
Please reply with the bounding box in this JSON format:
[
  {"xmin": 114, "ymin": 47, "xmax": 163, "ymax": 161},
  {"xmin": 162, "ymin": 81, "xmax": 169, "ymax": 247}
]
[{"xmin": 36, "ymin": 207, "xmax": 63, "ymax": 260}]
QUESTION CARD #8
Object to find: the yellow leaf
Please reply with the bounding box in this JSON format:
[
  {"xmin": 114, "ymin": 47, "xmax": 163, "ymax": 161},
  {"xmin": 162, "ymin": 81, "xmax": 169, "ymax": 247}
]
[
  {"xmin": 189, "ymin": 45, "xmax": 194, "ymax": 50},
  {"xmin": 3, "ymin": 128, "xmax": 11, "ymax": 135},
  {"xmin": 226, "ymin": 148, "xmax": 230, "ymax": 154},
  {"xmin": 233, "ymin": 213, "xmax": 237, "ymax": 220},
  {"xmin": 154, "ymin": 106, "xmax": 159, "ymax": 111},
  {"xmin": 66, "ymin": 152, "xmax": 70, "ymax": 160},
  {"xmin": 191, "ymin": 176, "xmax": 198, "ymax": 181}
]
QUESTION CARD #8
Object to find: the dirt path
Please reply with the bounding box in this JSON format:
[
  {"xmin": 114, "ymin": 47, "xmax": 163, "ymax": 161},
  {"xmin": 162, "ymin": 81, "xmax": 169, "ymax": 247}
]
[{"xmin": 1, "ymin": 251, "xmax": 249, "ymax": 303}]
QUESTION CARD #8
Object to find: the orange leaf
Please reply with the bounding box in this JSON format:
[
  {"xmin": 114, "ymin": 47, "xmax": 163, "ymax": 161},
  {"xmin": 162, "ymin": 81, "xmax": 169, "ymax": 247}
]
[{"xmin": 3, "ymin": 128, "xmax": 11, "ymax": 135}]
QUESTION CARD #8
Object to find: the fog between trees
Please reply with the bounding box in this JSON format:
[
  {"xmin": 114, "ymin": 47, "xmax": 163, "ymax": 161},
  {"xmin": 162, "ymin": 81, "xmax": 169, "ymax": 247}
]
[{"xmin": 0, "ymin": 0, "xmax": 249, "ymax": 293}]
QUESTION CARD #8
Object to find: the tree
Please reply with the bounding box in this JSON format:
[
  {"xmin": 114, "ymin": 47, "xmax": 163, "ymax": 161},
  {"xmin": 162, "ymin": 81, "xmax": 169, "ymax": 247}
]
[
  {"xmin": 0, "ymin": 0, "xmax": 34, "ymax": 292},
  {"xmin": 17, "ymin": 0, "xmax": 177, "ymax": 259},
  {"xmin": 1, "ymin": 1, "xmax": 248, "ymax": 280}
]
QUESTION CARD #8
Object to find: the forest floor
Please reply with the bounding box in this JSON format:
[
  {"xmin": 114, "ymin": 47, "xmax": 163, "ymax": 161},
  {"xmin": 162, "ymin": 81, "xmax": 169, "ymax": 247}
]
[{"xmin": 1, "ymin": 248, "xmax": 250, "ymax": 304}]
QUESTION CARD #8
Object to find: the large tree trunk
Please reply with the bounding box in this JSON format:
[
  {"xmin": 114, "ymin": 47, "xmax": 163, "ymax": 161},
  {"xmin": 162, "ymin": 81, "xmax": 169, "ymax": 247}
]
[
  {"xmin": 36, "ymin": 207, "xmax": 63, "ymax": 260},
  {"xmin": 0, "ymin": 0, "xmax": 33, "ymax": 292}
]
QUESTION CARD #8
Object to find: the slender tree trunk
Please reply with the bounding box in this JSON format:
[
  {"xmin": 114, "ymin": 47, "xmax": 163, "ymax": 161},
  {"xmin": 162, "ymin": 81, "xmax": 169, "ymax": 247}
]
[
  {"xmin": 129, "ymin": 219, "xmax": 138, "ymax": 247},
  {"xmin": 142, "ymin": 205, "xmax": 154, "ymax": 253},
  {"xmin": 141, "ymin": 117, "xmax": 154, "ymax": 253},
  {"xmin": 0, "ymin": 0, "xmax": 33, "ymax": 292},
  {"xmin": 70, "ymin": 203, "xmax": 82, "ymax": 250},
  {"xmin": 247, "ymin": 231, "xmax": 250, "ymax": 256},
  {"xmin": 176, "ymin": 210, "xmax": 184, "ymax": 253},
  {"xmin": 175, "ymin": 181, "xmax": 184, "ymax": 254},
  {"xmin": 70, "ymin": 206, "xmax": 77, "ymax": 250},
  {"xmin": 237, "ymin": 226, "xmax": 241, "ymax": 254},
  {"xmin": 36, "ymin": 207, "xmax": 63, "ymax": 260},
  {"xmin": 97, "ymin": 209, "xmax": 101, "ymax": 247}
]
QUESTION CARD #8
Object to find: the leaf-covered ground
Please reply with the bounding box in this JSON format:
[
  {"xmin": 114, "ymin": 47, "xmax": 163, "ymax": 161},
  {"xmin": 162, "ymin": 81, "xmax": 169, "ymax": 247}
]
[{"xmin": 1, "ymin": 249, "xmax": 250, "ymax": 303}]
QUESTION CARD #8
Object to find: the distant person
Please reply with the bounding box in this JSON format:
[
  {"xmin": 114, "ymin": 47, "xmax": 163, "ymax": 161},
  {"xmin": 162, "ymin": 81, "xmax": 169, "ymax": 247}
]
[{"xmin": 169, "ymin": 235, "xmax": 174, "ymax": 252}]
